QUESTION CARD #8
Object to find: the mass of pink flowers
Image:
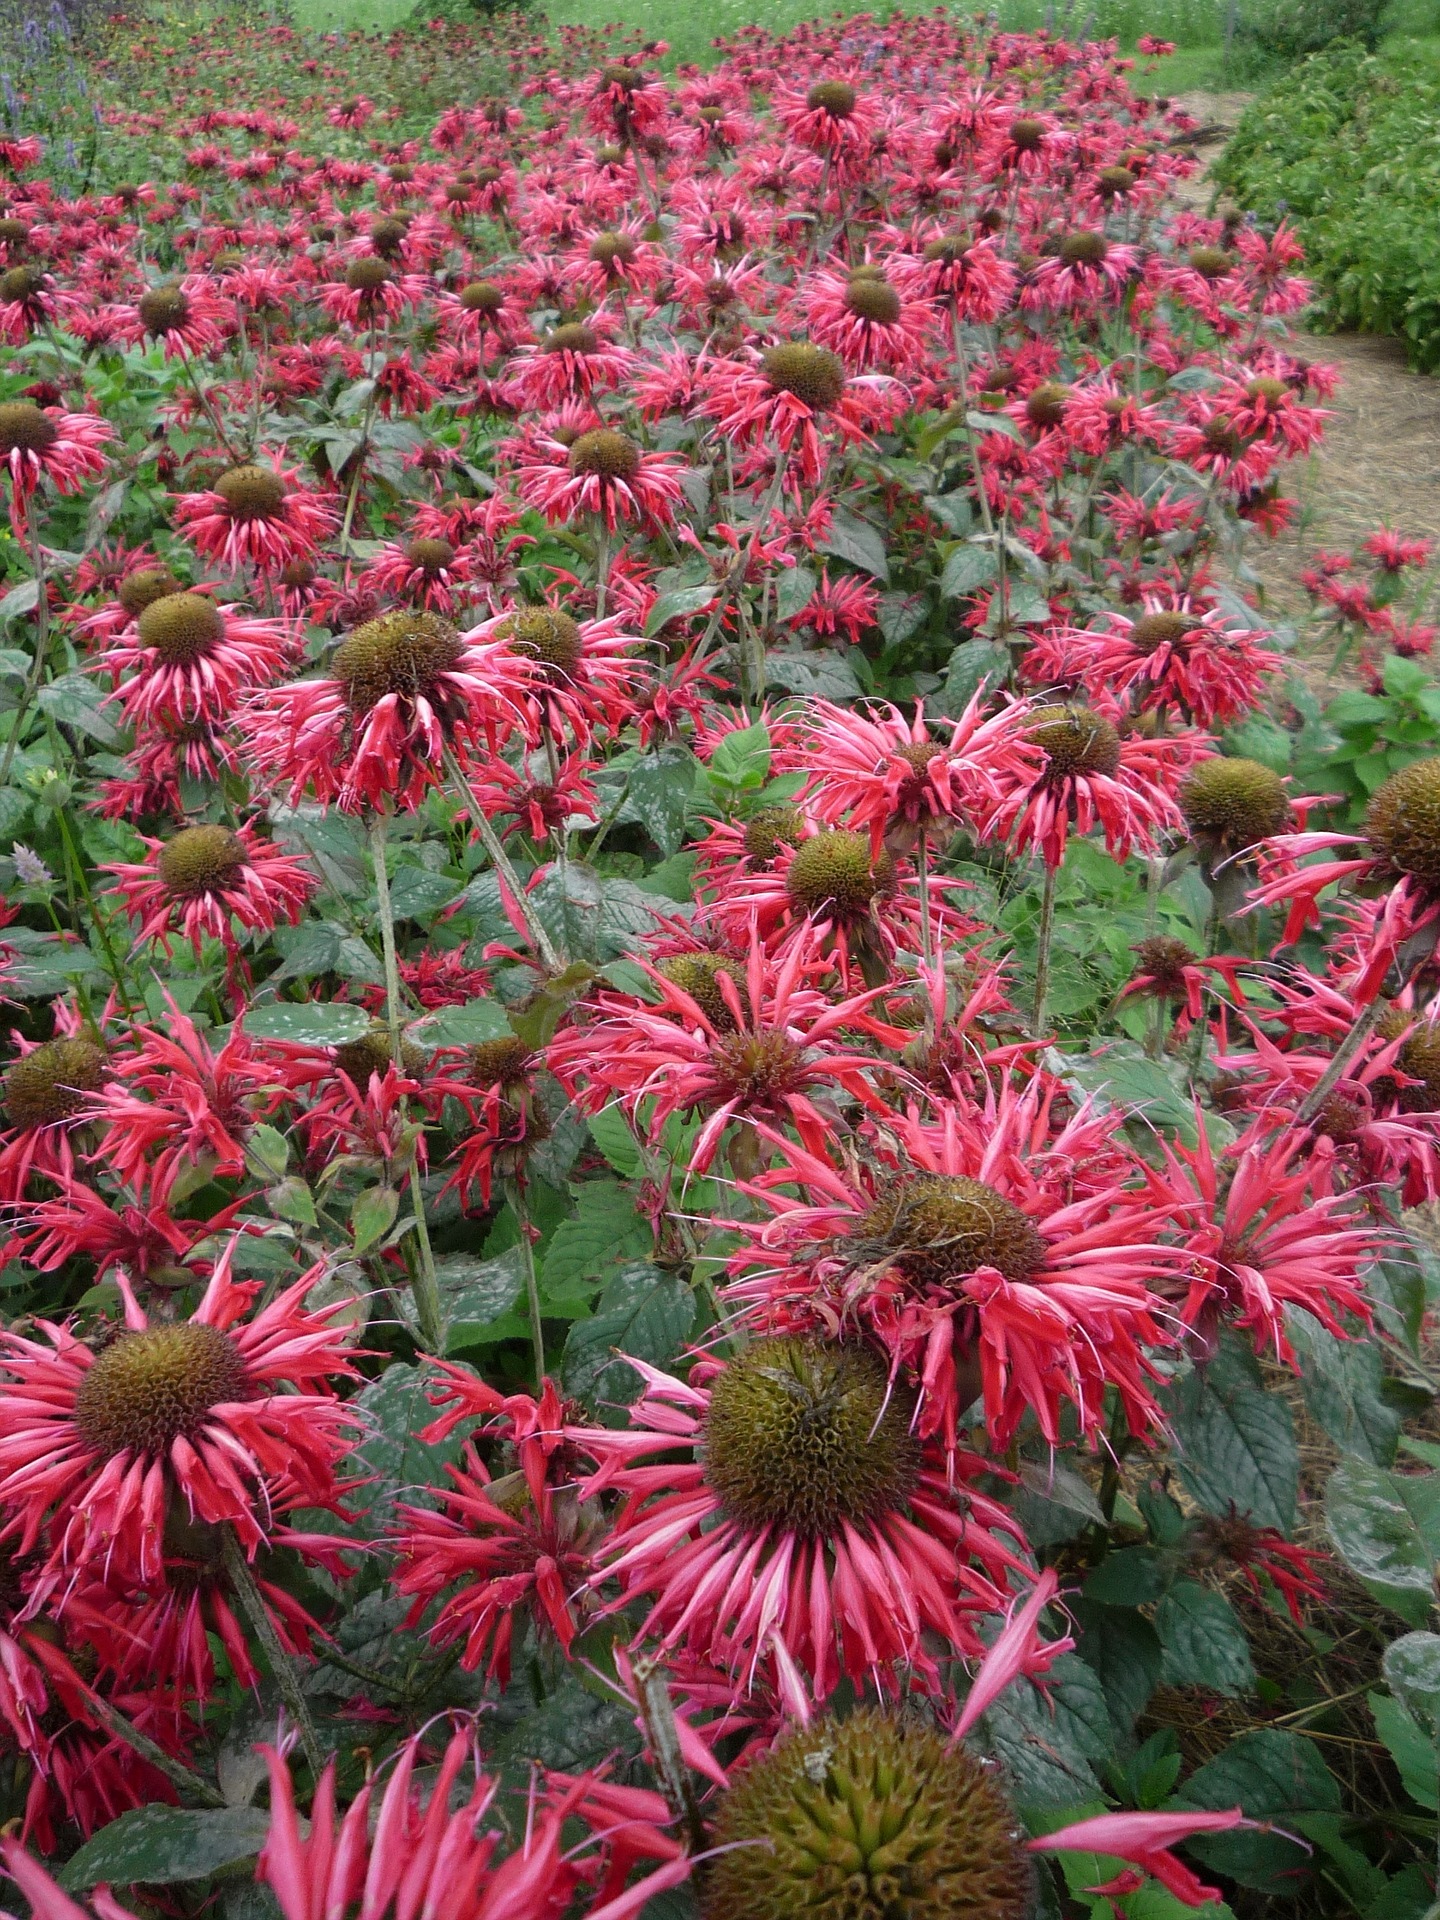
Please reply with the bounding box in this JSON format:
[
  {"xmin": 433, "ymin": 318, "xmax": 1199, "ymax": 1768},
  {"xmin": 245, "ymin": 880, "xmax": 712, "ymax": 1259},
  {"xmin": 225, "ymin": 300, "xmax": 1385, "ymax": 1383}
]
[{"xmin": 0, "ymin": 5, "xmax": 1429, "ymax": 1912}]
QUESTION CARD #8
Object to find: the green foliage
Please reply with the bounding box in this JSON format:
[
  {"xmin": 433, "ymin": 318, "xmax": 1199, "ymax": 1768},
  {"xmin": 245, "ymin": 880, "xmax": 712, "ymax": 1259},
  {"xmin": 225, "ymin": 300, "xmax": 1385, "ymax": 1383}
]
[
  {"xmin": 1237, "ymin": 0, "xmax": 1389, "ymax": 62},
  {"xmin": 61, "ymin": 1808, "xmax": 272, "ymax": 1890},
  {"xmin": 1293, "ymin": 654, "xmax": 1440, "ymax": 822},
  {"xmin": 1217, "ymin": 38, "xmax": 1440, "ymax": 368}
]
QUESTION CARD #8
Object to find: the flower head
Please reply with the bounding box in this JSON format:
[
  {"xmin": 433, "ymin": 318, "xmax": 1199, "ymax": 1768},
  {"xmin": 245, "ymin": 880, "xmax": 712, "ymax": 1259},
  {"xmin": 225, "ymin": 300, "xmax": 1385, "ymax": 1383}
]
[
  {"xmin": 0, "ymin": 1246, "xmax": 362, "ymax": 1593},
  {"xmin": 242, "ymin": 610, "xmax": 530, "ymax": 811},
  {"xmin": 172, "ymin": 458, "xmax": 336, "ymax": 573},
  {"xmin": 572, "ymin": 1334, "xmax": 1027, "ymax": 1697},
  {"xmin": 705, "ymin": 1708, "xmax": 1032, "ymax": 1920}
]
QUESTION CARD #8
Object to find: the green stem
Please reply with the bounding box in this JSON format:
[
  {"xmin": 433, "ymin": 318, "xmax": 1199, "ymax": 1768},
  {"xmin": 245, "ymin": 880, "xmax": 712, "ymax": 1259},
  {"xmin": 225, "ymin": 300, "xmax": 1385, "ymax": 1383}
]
[
  {"xmin": 1296, "ymin": 994, "xmax": 1387, "ymax": 1129},
  {"xmin": 82, "ymin": 1688, "xmax": 226, "ymax": 1808},
  {"xmin": 949, "ymin": 308, "xmax": 994, "ymax": 537},
  {"xmin": 338, "ymin": 382, "xmax": 380, "ymax": 556},
  {"xmin": 220, "ymin": 1526, "xmax": 325, "ymax": 1779},
  {"xmin": 507, "ymin": 1176, "xmax": 545, "ymax": 1391},
  {"xmin": 443, "ymin": 742, "xmax": 562, "ymax": 971},
  {"xmin": 0, "ymin": 505, "xmax": 48, "ymax": 786},
  {"xmin": 369, "ymin": 809, "xmax": 444, "ymax": 1354},
  {"xmin": 1032, "ymin": 860, "xmax": 1058, "ymax": 1037}
]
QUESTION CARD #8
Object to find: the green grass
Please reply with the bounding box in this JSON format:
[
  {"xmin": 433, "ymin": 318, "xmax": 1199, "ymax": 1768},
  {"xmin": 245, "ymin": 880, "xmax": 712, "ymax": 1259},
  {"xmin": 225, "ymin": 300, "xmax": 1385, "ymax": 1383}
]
[
  {"xmin": 281, "ymin": 0, "xmax": 1440, "ymax": 81},
  {"xmin": 287, "ymin": 0, "xmax": 1236, "ymax": 62}
]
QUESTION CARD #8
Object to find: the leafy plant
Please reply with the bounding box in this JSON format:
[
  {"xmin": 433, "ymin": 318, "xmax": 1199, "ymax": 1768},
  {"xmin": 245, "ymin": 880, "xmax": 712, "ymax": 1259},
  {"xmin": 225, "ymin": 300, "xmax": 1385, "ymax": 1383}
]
[{"xmin": 1216, "ymin": 38, "xmax": 1440, "ymax": 368}]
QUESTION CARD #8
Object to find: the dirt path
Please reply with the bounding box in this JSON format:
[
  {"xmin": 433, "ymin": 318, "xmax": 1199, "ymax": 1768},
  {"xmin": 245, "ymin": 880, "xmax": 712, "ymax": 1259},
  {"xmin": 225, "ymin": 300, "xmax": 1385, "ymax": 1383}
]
[{"xmin": 1168, "ymin": 91, "xmax": 1440, "ymax": 641}]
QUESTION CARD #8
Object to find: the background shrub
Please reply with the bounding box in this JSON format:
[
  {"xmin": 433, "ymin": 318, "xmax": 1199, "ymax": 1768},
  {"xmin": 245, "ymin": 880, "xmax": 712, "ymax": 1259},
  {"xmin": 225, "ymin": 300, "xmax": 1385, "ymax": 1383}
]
[{"xmin": 1215, "ymin": 39, "xmax": 1440, "ymax": 368}]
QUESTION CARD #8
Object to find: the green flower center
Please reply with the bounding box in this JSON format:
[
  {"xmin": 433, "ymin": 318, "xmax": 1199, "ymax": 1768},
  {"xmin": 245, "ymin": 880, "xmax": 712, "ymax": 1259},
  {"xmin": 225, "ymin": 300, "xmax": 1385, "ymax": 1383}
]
[
  {"xmin": 118, "ymin": 567, "xmax": 183, "ymax": 617},
  {"xmin": 1366, "ymin": 759, "xmax": 1440, "ymax": 889},
  {"xmin": 743, "ymin": 806, "xmax": 805, "ymax": 865},
  {"xmin": 470, "ymin": 1035, "xmax": 535, "ymax": 1086},
  {"xmin": 3, "ymin": 1038, "xmax": 106, "ymax": 1130},
  {"xmin": 657, "ymin": 952, "xmax": 748, "ymax": 1028},
  {"xmin": 845, "ymin": 274, "xmax": 902, "ymax": 324},
  {"xmin": 1028, "ymin": 705, "xmax": 1122, "ymax": 781},
  {"xmin": 138, "ymin": 283, "xmax": 190, "ymax": 333},
  {"xmin": 859, "ymin": 1173, "xmax": 1046, "ymax": 1285},
  {"xmin": 1180, "ymin": 756, "xmax": 1292, "ymax": 850},
  {"xmin": 544, "ymin": 322, "xmax": 599, "ymax": 355},
  {"xmin": 458, "ymin": 280, "xmax": 504, "ymax": 314},
  {"xmin": 1130, "ymin": 610, "xmax": 1191, "ymax": 653},
  {"xmin": 703, "ymin": 1707, "xmax": 1031, "ymax": 1920},
  {"xmin": 787, "ymin": 829, "xmax": 887, "ymax": 919},
  {"xmin": 345, "ymin": 256, "xmax": 391, "ymax": 293},
  {"xmin": 137, "ymin": 592, "xmax": 225, "ymax": 667},
  {"xmin": 75, "ymin": 1324, "xmax": 247, "ymax": 1458},
  {"xmin": 703, "ymin": 1337, "xmax": 918, "ymax": 1535},
  {"xmin": 501, "ymin": 606, "xmax": 584, "ymax": 675},
  {"xmin": 214, "ymin": 464, "xmax": 287, "ymax": 518},
  {"xmin": 568, "ymin": 429, "xmax": 641, "ymax": 481},
  {"xmin": 405, "ymin": 537, "xmax": 455, "ymax": 572},
  {"xmin": 0, "ymin": 401, "xmax": 56, "ymax": 456},
  {"xmin": 331, "ymin": 611, "xmax": 464, "ymax": 712},
  {"xmin": 157, "ymin": 825, "xmax": 247, "ymax": 897},
  {"xmin": 335, "ymin": 1025, "xmax": 426, "ymax": 1082},
  {"xmin": 1059, "ymin": 229, "xmax": 1108, "ymax": 266},
  {"xmin": 806, "ymin": 79, "xmax": 857, "ymax": 117},
  {"xmin": 1025, "ymin": 382, "xmax": 1071, "ymax": 429},
  {"xmin": 762, "ymin": 343, "xmax": 846, "ymax": 411}
]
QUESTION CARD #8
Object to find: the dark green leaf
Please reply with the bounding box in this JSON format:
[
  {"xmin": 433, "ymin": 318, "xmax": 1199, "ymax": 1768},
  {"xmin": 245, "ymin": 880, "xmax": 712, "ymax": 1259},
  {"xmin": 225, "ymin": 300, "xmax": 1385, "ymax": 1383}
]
[
  {"xmin": 984, "ymin": 1653, "xmax": 1109, "ymax": 1808},
  {"xmin": 763, "ymin": 649, "xmax": 862, "ymax": 698},
  {"xmin": 387, "ymin": 866, "xmax": 461, "ymax": 920},
  {"xmin": 939, "ymin": 543, "xmax": 999, "ymax": 598},
  {"xmin": 243, "ymin": 1002, "xmax": 372, "ymax": 1045},
  {"xmin": 932, "ymin": 639, "xmax": 1009, "ymax": 716},
  {"xmin": 644, "ymin": 584, "xmax": 715, "ymax": 635},
  {"xmin": 61, "ymin": 1807, "xmax": 272, "ymax": 1889},
  {"xmin": 708, "ymin": 722, "xmax": 771, "ymax": 791},
  {"xmin": 819, "ymin": 508, "xmax": 889, "ymax": 581},
  {"xmin": 1369, "ymin": 1693, "xmax": 1438, "ymax": 1809},
  {"xmin": 1083, "ymin": 1545, "xmax": 1171, "ymax": 1606},
  {"xmin": 347, "ymin": 1360, "xmax": 470, "ymax": 1530},
  {"xmin": 774, "ymin": 565, "xmax": 817, "ymax": 622},
  {"xmin": 491, "ymin": 1671, "xmax": 641, "ymax": 1777},
  {"xmin": 1072, "ymin": 1601, "xmax": 1163, "ymax": 1735},
  {"xmin": 1383, "ymin": 1631, "xmax": 1440, "ymax": 1735},
  {"xmin": 1169, "ymin": 1341, "xmax": 1298, "ymax": 1532},
  {"xmin": 1177, "ymin": 1728, "xmax": 1340, "ymax": 1891},
  {"xmin": 270, "ymin": 921, "xmax": 343, "ymax": 981},
  {"xmin": 1326, "ymin": 1460, "xmax": 1440, "ymax": 1625},
  {"xmin": 38, "ymin": 673, "xmax": 120, "ymax": 745},
  {"xmin": 562, "ymin": 1262, "xmax": 695, "ymax": 1413},
  {"xmin": 1155, "ymin": 1581, "xmax": 1257, "ymax": 1697},
  {"xmin": 543, "ymin": 1181, "xmax": 652, "ymax": 1300},
  {"xmin": 1286, "ymin": 1309, "xmax": 1400, "ymax": 1465},
  {"xmin": 418, "ymin": 998, "xmax": 510, "ymax": 1047},
  {"xmin": 623, "ymin": 746, "xmax": 698, "ymax": 856},
  {"xmin": 438, "ymin": 1250, "xmax": 524, "ymax": 1352}
]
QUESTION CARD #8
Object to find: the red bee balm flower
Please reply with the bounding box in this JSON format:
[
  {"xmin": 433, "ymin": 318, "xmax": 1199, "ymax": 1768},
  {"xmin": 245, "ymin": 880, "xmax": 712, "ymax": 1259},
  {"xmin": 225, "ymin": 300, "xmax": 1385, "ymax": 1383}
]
[
  {"xmin": 0, "ymin": 1245, "xmax": 363, "ymax": 1595},
  {"xmin": 103, "ymin": 821, "xmax": 317, "ymax": 958},
  {"xmin": 172, "ymin": 459, "xmax": 337, "ymax": 573},
  {"xmin": 572, "ymin": 1335, "xmax": 1030, "ymax": 1700},
  {"xmin": 241, "ymin": 609, "xmax": 532, "ymax": 811},
  {"xmin": 102, "ymin": 592, "xmax": 290, "ymax": 729},
  {"xmin": 0, "ymin": 399, "xmax": 111, "ymax": 528}
]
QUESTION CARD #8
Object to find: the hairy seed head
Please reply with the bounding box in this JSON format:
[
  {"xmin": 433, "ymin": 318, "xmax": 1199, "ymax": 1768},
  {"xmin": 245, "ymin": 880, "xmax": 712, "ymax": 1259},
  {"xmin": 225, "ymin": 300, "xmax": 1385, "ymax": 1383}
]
[
  {"xmin": 703, "ymin": 1707, "xmax": 1031, "ymax": 1920},
  {"xmin": 703, "ymin": 1337, "xmax": 918, "ymax": 1534},
  {"xmin": 75, "ymin": 1324, "xmax": 247, "ymax": 1458},
  {"xmin": 3, "ymin": 1038, "xmax": 106, "ymax": 1131}
]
